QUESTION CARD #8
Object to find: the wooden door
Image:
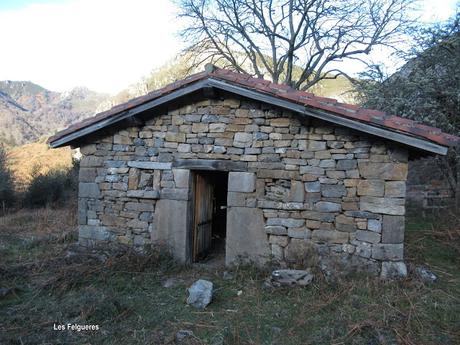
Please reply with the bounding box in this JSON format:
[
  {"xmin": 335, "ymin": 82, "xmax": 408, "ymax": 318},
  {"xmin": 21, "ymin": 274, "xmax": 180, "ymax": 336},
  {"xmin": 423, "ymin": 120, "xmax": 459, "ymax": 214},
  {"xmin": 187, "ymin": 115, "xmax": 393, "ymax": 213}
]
[{"xmin": 192, "ymin": 173, "xmax": 214, "ymax": 261}]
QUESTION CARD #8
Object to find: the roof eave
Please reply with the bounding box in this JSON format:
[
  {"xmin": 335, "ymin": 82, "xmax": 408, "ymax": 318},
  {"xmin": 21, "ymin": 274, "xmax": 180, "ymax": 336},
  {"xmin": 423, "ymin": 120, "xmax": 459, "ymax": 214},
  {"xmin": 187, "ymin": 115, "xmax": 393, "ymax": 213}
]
[{"xmin": 48, "ymin": 77, "xmax": 449, "ymax": 156}]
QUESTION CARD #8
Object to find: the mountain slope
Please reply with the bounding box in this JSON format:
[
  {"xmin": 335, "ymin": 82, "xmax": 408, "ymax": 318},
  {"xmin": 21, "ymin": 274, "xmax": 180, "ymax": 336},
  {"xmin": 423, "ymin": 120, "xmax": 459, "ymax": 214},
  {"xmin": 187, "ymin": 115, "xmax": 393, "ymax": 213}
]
[{"xmin": 0, "ymin": 81, "xmax": 109, "ymax": 146}]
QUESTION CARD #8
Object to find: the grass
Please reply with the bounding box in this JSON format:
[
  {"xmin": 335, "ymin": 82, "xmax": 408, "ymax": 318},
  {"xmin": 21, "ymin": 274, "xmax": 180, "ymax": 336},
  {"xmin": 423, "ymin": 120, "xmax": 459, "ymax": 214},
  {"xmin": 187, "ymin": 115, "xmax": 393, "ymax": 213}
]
[{"xmin": 0, "ymin": 208, "xmax": 459, "ymax": 345}]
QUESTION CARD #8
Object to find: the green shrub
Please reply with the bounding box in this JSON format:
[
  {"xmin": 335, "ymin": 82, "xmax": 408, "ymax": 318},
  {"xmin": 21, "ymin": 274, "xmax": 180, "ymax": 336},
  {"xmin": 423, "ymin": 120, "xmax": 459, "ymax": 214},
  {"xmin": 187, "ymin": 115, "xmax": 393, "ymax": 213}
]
[
  {"xmin": 0, "ymin": 146, "xmax": 15, "ymax": 211},
  {"xmin": 24, "ymin": 159, "xmax": 79, "ymax": 208}
]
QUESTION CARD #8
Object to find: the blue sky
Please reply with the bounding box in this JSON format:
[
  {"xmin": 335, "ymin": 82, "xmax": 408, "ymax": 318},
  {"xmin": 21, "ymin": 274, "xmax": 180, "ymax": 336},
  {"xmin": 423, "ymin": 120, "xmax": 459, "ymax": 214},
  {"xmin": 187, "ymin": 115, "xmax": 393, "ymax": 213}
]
[
  {"xmin": 0, "ymin": 0, "xmax": 67, "ymax": 10},
  {"xmin": 0, "ymin": 0, "xmax": 457, "ymax": 94}
]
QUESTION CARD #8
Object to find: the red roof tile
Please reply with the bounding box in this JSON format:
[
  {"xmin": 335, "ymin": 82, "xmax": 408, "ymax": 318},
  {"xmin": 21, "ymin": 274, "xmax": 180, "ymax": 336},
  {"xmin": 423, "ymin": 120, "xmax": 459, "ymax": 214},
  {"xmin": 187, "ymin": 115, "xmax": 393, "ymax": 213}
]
[{"xmin": 48, "ymin": 67, "xmax": 460, "ymax": 149}]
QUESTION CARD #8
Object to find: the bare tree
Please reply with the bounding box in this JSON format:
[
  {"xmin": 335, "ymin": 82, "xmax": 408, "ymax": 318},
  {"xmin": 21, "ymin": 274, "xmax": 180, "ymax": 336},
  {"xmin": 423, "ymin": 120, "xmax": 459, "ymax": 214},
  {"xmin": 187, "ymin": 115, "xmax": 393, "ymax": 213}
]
[{"xmin": 178, "ymin": 0, "xmax": 415, "ymax": 90}]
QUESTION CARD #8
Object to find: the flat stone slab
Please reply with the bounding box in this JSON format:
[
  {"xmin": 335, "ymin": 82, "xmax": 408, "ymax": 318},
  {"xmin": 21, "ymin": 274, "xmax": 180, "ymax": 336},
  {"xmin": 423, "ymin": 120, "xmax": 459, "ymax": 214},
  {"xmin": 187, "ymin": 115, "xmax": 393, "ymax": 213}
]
[
  {"xmin": 271, "ymin": 269, "xmax": 313, "ymax": 286},
  {"xmin": 127, "ymin": 161, "xmax": 172, "ymax": 170},
  {"xmin": 228, "ymin": 172, "xmax": 256, "ymax": 193}
]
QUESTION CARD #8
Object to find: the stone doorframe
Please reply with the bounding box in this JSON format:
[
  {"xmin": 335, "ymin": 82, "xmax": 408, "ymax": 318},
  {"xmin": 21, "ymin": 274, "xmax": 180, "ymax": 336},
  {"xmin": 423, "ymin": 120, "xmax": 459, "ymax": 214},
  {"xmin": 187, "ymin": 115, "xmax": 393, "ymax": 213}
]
[{"xmin": 152, "ymin": 159, "xmax": 268, "ymax": 265}]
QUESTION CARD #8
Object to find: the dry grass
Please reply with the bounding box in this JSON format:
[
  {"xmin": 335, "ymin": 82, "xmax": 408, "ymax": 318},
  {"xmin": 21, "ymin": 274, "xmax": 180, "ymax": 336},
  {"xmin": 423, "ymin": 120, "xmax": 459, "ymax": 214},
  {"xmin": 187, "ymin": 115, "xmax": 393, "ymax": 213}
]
[
  {"xmin": 0, "ymin": 208, "xmax": 459, "ymax": 345},
  {"xmin": 6, "ymin": 139, "xmax": 73, "ymax": 190}
]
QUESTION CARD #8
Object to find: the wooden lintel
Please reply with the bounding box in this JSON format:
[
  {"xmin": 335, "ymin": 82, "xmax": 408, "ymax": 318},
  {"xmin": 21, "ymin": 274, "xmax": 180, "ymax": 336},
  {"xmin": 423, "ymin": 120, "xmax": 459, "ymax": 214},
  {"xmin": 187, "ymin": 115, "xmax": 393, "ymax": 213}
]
[{"xmin": 172, "ymin": 159, "xmax": 247, "ymax": 172}]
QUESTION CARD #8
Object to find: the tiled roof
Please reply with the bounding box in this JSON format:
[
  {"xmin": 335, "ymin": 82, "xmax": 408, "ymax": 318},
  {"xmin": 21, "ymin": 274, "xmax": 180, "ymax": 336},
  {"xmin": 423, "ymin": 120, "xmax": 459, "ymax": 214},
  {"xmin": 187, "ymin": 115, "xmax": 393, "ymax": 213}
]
[{"xmin": 48, "ymin": 66, "xmax": 460, "ymax": 148}]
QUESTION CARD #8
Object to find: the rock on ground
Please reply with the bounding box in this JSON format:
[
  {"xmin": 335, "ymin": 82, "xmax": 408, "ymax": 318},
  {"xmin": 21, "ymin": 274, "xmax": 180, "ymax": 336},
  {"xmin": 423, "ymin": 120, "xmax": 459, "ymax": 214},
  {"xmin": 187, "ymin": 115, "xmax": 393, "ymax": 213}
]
[
  {"xmin": 271, "ymin": 269, "xmax": 314, "ymax": 286},
  {"xmin": 186, "ymin": 279, "xmax": 213, "ymax": 309},
  {"xmin": 175, "ymin": 329, "xmax": 194, "ymax": 341},
  {"xmin": 415, "ymin": 266, "xmax": 438, "ymax": 283},
  {"xmin": 380, "ymin": 261, "xmax": 407, "ymax": 279}
]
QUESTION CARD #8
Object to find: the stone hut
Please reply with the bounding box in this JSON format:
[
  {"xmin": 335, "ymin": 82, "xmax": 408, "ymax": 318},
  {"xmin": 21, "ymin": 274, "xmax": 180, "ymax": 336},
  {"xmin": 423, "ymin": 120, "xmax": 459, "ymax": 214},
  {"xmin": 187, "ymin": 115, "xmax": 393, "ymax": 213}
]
[{"xmin": 48, "ymin": 65, "xmax": 459, "ymax": 277}]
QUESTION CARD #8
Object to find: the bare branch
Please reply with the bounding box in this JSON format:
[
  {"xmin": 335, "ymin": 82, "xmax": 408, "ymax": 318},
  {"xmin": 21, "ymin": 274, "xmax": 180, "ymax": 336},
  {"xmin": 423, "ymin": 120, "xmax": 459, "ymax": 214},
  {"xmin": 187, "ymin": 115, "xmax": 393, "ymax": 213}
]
[{"xmin": 178, "ymin": 0, "xmax": 416, "ymax": 90}]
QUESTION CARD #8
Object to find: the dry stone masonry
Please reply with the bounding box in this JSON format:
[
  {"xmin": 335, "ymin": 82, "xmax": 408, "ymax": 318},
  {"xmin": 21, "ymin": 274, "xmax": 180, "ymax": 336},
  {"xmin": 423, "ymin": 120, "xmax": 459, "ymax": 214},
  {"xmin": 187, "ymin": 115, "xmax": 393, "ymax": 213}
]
[{"xmin": 77, "ymin": 97, "xmax": 409, "ymax": 277}]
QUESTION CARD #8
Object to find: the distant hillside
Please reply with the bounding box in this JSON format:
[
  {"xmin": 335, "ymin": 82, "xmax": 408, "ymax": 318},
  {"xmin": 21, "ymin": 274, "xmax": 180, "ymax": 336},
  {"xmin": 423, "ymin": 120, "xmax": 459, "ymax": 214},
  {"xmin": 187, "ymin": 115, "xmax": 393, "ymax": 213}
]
[
  {"xmin": 0, "ymin": 81, "xmax": 109, "ymax": 146},
  {"xmin": 1, "ymin": 60, "xmax": 354, "ymax": 147},
  {"xmin": 7, "ymin": 139, "xmax": 74, "ymax": 189}
]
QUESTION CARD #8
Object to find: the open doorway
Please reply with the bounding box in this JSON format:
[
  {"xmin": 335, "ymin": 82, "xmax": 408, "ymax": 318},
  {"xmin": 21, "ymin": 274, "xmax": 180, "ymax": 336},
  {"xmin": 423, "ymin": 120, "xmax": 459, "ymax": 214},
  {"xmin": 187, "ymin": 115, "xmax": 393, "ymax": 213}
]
[{"xmin": 191, "ymin": 170, "xmax": 228, "ymax": 263}]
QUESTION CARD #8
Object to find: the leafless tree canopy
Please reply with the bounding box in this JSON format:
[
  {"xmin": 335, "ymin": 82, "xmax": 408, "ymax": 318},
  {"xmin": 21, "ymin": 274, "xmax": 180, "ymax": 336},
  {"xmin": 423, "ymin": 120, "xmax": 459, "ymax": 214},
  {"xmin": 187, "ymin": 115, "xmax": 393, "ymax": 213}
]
[{"xmin": 178, "ymin": 0, "xmax": 415, "ymax": 90}]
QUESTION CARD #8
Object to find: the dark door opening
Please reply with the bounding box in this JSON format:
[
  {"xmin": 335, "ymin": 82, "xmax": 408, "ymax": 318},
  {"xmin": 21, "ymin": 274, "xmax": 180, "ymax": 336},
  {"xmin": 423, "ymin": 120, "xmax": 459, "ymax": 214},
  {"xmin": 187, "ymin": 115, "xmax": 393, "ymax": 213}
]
[{"xmin": 191, "ymin": 171, "xmax": 228, "ymax": 263}]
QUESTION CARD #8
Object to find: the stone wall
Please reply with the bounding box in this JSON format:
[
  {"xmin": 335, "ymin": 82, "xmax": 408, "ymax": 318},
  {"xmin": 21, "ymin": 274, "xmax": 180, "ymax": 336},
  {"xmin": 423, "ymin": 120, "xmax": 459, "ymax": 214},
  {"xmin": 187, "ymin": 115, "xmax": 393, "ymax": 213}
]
[
  {"xmin": 407, "ymin": 157, "xmax": 455, "ymax": 216},
  {"xmin": 77, "ymin": 96, "xmax": 409, "ymax": 276}
]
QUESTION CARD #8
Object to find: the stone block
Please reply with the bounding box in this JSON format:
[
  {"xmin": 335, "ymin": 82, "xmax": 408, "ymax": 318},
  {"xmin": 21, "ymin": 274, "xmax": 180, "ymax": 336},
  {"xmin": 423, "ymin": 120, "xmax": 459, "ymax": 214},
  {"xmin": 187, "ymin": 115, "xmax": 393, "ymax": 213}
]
[
  {"xmin": 355, "ymin": 242, "xmax": 372, "ymax": 258},
  {"xmin": 192, "ymin": 123, "xmax": 209, "ymax": 133},
  {"xmin": 226, "ymin": 207, "xmax": 269, "ymax": 265},
  {"xmin": 161, "ymin": 188, "xmax": 190, "ymax": 201},
  {"xmin": 227, "ymin": 192, "xmax": 246, "ymax": 207},
  {"xmin": 336, "ymin": 159, "xmax": 357, "ymax": 170},
  {"xmin": 269, "ymin": 235, "xmax": 289, "ymax": 247},
  {"xmin": 288, "ymin": 180, "xmax": 305, "ymax": 202},
  {"xmin": 271, "ymin": 244, "xmax": 284, "ymax": 260},
  {"xmin": 127, "ymin": 218, "xmax": 149, "ymax": 229},
  {"xmin": 80, "ymin": 156, "xmax": 104, "ymax": 168},
  {"xmin": 315, "ymin": 201, "xmax": 341, "ymax": 212},
  {"xmin": 285, "ymin": 239, "xmax": 312, "ymax": 262},
  {"xmin": 114, "ymin": 134, "xmax": 132, "ymax": 145},
  {"xmin": 371, "ymin": 243, "xmax": 404, "ymax": 261},
  {"xmin": 78, "ymin": 198, "xmax": 87, "ymax": 225},
  {"xmin": 382, "ymin": 215, "xmax": 405, "ymax": 243},
  {"xmin": 335, "ymin": 215, "xmax": 356, "ymax": 232},
  {"xmin": 385, "ymin": 181, "xmax": 406, "ymax": 197},
  {"xmin": 234, "ymin": 132, "xmax": 253, "ymax": 143},
  {"xmin": 177, "ymin": 143, "xmax": 191, "ymax": 153},
  {"xmin": 357, "ymin": 180, "xmax": 384, "ymax": 196},
  {"xmin": 126, "ymin": 190, "xmax": 160, "ymax": 199},
  {"xmin": 265, "ymin": 226, "xmax": 287, "ymax": 235},
  {"xmin": 113, "ymin": 144, "xmax": 129, "ymax": 152},
  {"xmin": 173, "ymin": 169, "xmax": 190, "ymax": 189},
  {"xmin": 288, "ymin": 228, "xmax": 311, "ymax": 239},
  {"xmin": 128, "ymin": 168, "xmax": 140, "ymax": 190},
  {"xmin": 139, "ymin": 131, "xmax": 153, "ymax": 138},
  {"xmin": 319, "ymin": 159, "xmax": 335, "ymax": 168},
  {"xmin": 266, "ymin": 218, "xmax": 305, "ymax": 228},
  {"xmin": 79, "ymin": 183, "xmax": 100, "ymax": 198},
  {"xmin": 202, "ymin": 114, "xmax": 219, "ymax": 123},
  {"xmin": 153, "ymin": 199, "xmax": 189, "ymax": 263},
  {"xmin": 79, "ymin": 168, "xmax": 97, "ymax": 182},
  {"xmin": 258, "ymin": 170, "xmax": 299, "ymax": 179},
  {"xmin": 380, "ymin": 261, "xmax": 407, "ymax": 279},
  {"xmin": 356, "ymin": 230, "xmax": 381, "ymax": 244},
  {"xmin": 305, "ymin": 181, "xmax": 320, "ymax": 193},
  {"xmin": 307, "ymin": 141, "xmax": 326, "ymax": 151},
  {"xmin": 360, "ymin": 197, "xmax": 405, "ymax": 215},
  {"xmin": 80, "ymin": 144, "xmax": 97, "ymax": 155},
  {"xmin": 271, "ymin": 118, "xmax": 290, "ymax": 127},
  {"xmin": 228, "ymin": 172, "xmax": 255, "ymax": 193},
  {"xmin": 312, "ymin": 230, "xmax": 348, "ymax": 244},
  {"xmin": 368, "ymin": 219, "xmax": 381, "ymax": 232},
  {"xmin": 321, "ymin": 184, "xmax": 346, "ymax": 197},
  {"xmin": 344, "ymin": 210, "xmax": 380, "ymax": 219},
  {"xmin": 300, "ymin": 166, "xmax": 324, "ymax": 175},
  {"xmin": 212, "ymin": 146, "xmax": 226, "ymax": 154},
  {"xmin": 358, "ymin": 162, "xmax": 408, "ymax": 181},
  {"xmin": 125, "ymin": 202, "xmax": 154, "ymax": 212}
]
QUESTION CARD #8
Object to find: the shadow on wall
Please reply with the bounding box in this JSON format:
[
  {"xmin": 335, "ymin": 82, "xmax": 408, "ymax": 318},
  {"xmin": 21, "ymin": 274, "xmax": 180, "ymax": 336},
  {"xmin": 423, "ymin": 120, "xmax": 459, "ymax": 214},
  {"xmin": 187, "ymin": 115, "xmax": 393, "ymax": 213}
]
[{"xmin": 407, "ymin": 156, "xmax": 455, "ymax": 217}]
